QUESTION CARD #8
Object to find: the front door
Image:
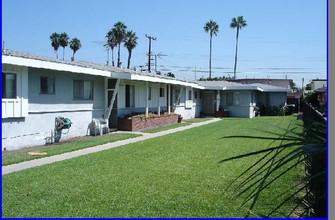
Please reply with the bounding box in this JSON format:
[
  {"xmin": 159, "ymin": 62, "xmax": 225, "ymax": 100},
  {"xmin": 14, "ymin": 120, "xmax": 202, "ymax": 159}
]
[{"xmin": 202, "ymin": 91, "xmax": 215, "ymax": 115}]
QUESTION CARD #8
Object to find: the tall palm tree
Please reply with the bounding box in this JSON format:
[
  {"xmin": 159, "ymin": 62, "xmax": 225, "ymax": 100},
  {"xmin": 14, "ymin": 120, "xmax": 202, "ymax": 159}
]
[
  {"xmin": 230, "ymin": 16, "xmax": 247, "ymax": 79},
  {"xmin": 59, "ymin": 32, "xmax": 70, "ymax": 60},
  {"xmin": 69, "ymin": 38, "xmax": 82, "ymax": 61},
  {"xmin": 123, "ymin": 31, "xmax": 138, "ymax": 69},
  {"xmin": 50, "ymin": 32, "xmax": 60, "ymax": 59},
  {"xmin": 105, "ymin": 30, "xmax": 117, "ymax": 66},
  {"xmin": 204, "ymin": 20, "xmax": 219, "ymax": 79},
  {"xmin": 112, "ymin": 21, "xmax": 127, "ymax": 67}
]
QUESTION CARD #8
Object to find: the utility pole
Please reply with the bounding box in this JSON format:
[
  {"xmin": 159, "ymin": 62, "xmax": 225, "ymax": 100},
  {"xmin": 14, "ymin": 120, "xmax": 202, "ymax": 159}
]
[{"xmin": 145, "ymin": 34, "xmax": 156, "ymax": 72}]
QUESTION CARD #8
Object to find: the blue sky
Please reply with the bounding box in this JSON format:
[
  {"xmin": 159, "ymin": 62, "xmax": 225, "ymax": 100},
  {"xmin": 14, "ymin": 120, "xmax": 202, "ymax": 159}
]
[{"xmin": 2, "ymin": 0, "xmax": 327, "ymax": 87}]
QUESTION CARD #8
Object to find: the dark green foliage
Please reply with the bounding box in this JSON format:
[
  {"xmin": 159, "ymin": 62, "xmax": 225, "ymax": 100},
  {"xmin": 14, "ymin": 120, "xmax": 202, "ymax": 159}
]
[
  {"xmin": 259, "ymin": 104, "xmax": 285, "ymax": 116},
  {"xmin": 164, "ymin": 72, "xmax": 175, "ymax": 78}
]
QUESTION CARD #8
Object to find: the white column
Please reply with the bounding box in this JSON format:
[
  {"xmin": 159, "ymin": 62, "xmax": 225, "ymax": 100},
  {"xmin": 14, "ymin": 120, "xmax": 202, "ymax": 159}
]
[
  {"xmin": 168, "ymin": 84, "xmax": 171, "ymax": 114},
  {"xmin": 157, "ymin": 83, "xmax": 161, "ymax": 116},
  {"xmin": 216, "ymin": 90, "xmax": 220, "ymax": 111},
  {"xmin": 145, "ymin": 82, "xmax": 149, "ymax": 117}
]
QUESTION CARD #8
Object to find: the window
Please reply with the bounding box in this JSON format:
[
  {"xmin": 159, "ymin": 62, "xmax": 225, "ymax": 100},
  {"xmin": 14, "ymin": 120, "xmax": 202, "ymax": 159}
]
[
  {"xmin": 125, "ymin": 85, "xmax": 135, "ymax": 107},
  {"xmin": 40, "ymin": 77, "xmax": 55, "ymax": 94},
  {"xmin": 2, "ymin": 72, "xmax": 17, "ymax": 98},
  {"xmin": 194, "ymin": 91, "xmax": 198, "ymax": 99},
  {"xmin": 73, "ymin": 80, "xmax": 93, "ymax": 100},
  {"xmin": 160, "ymin": 87, "xmax": 165, "ymax": 97},
  {"xmin": 148, "ymin": 86, "xmax": 152, "ymax": 100},
  {"xmin": 226, "ymin": 92, "xmax": 240, "ymax": 106},
  {"xmin": 188, "ymin": 90, "xmax": 192, "ymax": 100}
]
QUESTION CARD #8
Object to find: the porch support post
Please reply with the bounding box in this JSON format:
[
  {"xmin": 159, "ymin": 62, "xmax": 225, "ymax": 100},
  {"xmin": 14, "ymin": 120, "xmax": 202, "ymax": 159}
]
[
  {"xmin": 157, "ymin": 83, "xmax": 161, "ymax": 116},
  {"xmin": 216, "ymin": 90, "xmax": 220, "ymax": 111},
  {"xmin": 145, "ymin": 81, "xmax": 149, "ymax": 117},
  {"xmin": 168, "ymin": 84, "xmax": 171, "ymax": 114},
  {"xmin": 105, "ymin": 79, "xmax": 120, "ymax": 120}
]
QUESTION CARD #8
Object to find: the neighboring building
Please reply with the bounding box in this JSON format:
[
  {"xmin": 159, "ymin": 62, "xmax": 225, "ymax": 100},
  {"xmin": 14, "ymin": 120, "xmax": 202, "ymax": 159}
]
[
  {"xmin": 227, "ymin": 78, "xmax": 293, "ymax": 90},
  {"xmin": 304, "ymin": 79, "xmax": 327, "ymax": 94},
  {"xmin": 195, "ymin": 81, "xmax": 290, "ymax": 118},
  {"xmin": 2, "ymin": 50, "xmax": 291, "ymax": 150},
  {"xmin": 229, "ymin": 78, "xmax": 302, "ymax": 113}
]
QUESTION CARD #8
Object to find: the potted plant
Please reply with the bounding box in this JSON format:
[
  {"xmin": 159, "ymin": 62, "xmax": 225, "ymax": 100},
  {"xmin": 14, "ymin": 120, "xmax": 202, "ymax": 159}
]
[{"xmin": 178, "ymin": 114, "xmax": 183, "ymax": 123}]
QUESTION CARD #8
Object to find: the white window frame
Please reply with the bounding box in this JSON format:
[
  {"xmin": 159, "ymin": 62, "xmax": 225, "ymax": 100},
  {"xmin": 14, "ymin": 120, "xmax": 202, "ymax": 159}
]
[
  {"xmin": 2, "ymin": 72, "xmax": 17, "ymax": 99},
  {"xmin": 226, "ymin": 92, "xmax": 240, "ymax": 106},
  {"xmin": 125, "ymin": 84, "xmax": 135, "ymax": 108},
  {"xmin": 160, "ymin": 87, "xmax": 165, "ymax": 97},
  {"xmin": 40, "ymin": 76, "xmax": 55, "ymax": 95},
  {"xmin": 73, "ymin": 80, "xmax": 94, "ymax": 100}
]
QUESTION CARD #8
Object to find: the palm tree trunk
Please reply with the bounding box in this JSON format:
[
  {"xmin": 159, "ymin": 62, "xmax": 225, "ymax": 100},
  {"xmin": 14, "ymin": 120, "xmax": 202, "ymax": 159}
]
[
  {"xmin": 209, "ymin": 33, "xmax": 212, "ymax": 79},
  {"xmin": 55, "ymin": 50, "xmax": 58, "ymax": 59},
  {"xmin": 233, "ymin": 28, "xmax": 240, "ymax": 79},
  {"xmin": 63, "ymin": 47, "xmax": 65, "ymax": 60},
  {"xmin": 72, "ymin": 51, "xmax": 75, "ymax": 61},
  {"xmin": 117, "ymin": 44, "xmax": 121, "ymax": 67},
  {"xmin": 127, "ymin": 50, "xmax": 132, "ymax": 69}
]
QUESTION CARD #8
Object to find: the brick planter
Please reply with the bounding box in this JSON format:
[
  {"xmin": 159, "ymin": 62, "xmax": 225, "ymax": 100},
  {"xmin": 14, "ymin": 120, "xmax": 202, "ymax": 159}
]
[
  {"xmin": 214, "ymin": 110, "xmax": 229, "ymax": 117},
  {"xmin": 118, "ymin": 114, "xmax": 179, "ymax": 131}
]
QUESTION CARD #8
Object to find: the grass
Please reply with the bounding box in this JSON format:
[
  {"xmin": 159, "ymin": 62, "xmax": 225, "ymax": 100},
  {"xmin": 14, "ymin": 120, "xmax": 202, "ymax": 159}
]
[
  {"xmin": 2, "ymin": 116, "xmax": 304, "ymax": 217},
  {"xmin": 143, "ymin": 117, "xmax": 212, "ymax": 133},
  {"xmin": 2, "ymin": 133, "xmax": 141, "ymax": 166}
]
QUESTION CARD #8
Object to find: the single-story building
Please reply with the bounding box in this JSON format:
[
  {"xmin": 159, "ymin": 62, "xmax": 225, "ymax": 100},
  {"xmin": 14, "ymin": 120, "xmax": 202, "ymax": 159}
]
[
  {"xmin": 195, "ymin": 81, "xmax": 290, "ymax": 118},
  {"xmin": 2, "ymin": 50, "xmax": 291, "ymax": 150}
]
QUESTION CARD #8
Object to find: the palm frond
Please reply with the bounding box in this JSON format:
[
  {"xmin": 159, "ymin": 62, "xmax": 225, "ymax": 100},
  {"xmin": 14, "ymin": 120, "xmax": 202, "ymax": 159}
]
[{"xmin": 220, "ymin": 114, "xmax": 326, "ymax": 217}]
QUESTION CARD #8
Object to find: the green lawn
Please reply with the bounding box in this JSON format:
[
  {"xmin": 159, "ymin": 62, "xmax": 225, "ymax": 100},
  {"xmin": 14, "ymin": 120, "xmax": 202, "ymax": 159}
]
[
  {"xmin": 2, "ymin": 116, "xmax": 304, "ymax": 217},
  {"xmin": 2, "ymin": 133, "xmax": 141, "ymax": 166}
]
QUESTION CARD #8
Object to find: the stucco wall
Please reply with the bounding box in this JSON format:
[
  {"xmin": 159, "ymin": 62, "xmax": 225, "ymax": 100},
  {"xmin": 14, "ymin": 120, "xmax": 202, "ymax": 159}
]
[
  {"xmin": 256, "ymin": 92, "xmax": 287, "ymax": 107},
  {"xmin": 2, "ymin": 67, "xmax": 106, "ymax": 151},
  {"xmin": 28, "ymin": 68, "xmax": 105, "ymax": 113},
  {"xmin": 220, "ymin": 91, "xmax": 254, "ymax": 118},
  {"xmin": 115, "ymin": 82, "xmax": 200, "ymax": 120}
]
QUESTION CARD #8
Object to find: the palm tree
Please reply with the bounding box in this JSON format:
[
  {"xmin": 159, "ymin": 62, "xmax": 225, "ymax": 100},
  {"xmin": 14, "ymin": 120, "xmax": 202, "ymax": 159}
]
[
  {"xmin": 105, "ymin": 30, "xmax": 117, "ymax": 66},
  {"xmin": 50, "ymin": 32, "xmax": 60, "ymax": 59},
  {"xmin": 204, "ymin": 20, "xmax": 219, "ymax": 79},
  {"xmin": 69, "ymin": 38, "xmax": 82, "ymax": 61},
  {"xmin": 59, "ymin": 32, "xmax": 70, "ymax": 60},
  {"xmin": 112, "ymin": 21, "xmax": 127, "ymax": 67},
  {"xmin": 230, "ymin": 16, "xmax": 247, "ymax": 79},
  {"xmin": 123, "ymin": 31, "xmax": 138, "ymax": 69}
]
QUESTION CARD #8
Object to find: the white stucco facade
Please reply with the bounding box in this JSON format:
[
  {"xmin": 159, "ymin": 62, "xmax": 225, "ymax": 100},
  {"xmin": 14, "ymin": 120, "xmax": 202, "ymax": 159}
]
[{"xmin": 2, "ymin": 50, "xmax": 291, "ymax": 150}]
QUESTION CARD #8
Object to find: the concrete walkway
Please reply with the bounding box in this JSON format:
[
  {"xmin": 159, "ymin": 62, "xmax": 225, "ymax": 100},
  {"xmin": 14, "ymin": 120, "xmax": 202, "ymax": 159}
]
[{"xmin": 2, "ymin": 118, "xmax": 221, "ymax": 175}]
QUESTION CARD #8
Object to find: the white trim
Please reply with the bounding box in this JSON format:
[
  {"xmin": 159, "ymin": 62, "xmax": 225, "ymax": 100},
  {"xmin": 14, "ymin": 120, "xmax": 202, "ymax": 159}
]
[
  {"xmin": 28, "ymin": 108, "xmax": 104, "ymax": 114},
  {"xmin": 3, "ymin": 56, "xmax": 112, "ymax": 77},
  {"xmin": 130, "ymin": 74, "xmax": 204, "ymax": 89}
]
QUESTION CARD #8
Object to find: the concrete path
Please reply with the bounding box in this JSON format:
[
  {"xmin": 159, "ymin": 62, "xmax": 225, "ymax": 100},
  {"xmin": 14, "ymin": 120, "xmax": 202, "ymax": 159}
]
[{"xmin": 2, "ymin": 118, "xmax": 221, "ymax": 175}]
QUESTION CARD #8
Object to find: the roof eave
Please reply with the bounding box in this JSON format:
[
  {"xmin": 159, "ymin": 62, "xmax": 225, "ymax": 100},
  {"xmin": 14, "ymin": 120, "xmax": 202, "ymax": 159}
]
[{"xmin": 2, "ymin": 55, "xmax": 112, "ymax": 77}]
